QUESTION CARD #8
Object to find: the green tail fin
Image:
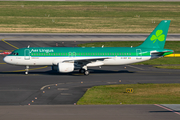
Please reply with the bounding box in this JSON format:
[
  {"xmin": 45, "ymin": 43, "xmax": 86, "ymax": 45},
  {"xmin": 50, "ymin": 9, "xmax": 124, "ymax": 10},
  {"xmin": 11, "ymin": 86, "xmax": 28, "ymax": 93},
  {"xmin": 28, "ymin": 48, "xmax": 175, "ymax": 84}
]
[{"xmin": 138, "ymin": 20, "xmax": 171, "ymax": 49}]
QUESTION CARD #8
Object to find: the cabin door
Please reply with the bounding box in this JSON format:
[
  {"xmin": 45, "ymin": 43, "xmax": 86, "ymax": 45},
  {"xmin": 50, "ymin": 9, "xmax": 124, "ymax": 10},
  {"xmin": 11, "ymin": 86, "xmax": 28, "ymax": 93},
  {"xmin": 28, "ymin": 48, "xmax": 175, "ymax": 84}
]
[
  {"xmin": 24, "ymin": 49, "xmax": 30, "ymax": 60},
  {"xmin": 136, "ymin": 49, "xmax": 142, "ymax": 59},
  {"xmin": 68, "ymin": 52, "xmax": 76, "ymax": 58}
]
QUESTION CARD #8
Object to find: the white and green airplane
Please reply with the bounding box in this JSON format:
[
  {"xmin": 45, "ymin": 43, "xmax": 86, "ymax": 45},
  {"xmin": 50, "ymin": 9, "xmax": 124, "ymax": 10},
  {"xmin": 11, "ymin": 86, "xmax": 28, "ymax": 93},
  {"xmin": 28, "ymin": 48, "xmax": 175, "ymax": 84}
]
[{"xmin": 4, "ymin": 20, "xmax": 173, "ymax": 75}]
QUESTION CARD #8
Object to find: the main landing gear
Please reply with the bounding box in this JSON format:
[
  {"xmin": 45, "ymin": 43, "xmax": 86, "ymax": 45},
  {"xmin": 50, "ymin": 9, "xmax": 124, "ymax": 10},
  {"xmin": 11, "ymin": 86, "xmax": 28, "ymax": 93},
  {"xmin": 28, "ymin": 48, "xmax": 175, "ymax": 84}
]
[
  {"xmin": 79, "ymin": 68, "xmax": 89, "ymax": 76},
  {"xmin": 25, "ymin": 65, "xmax": 29, "ymax": 75}
]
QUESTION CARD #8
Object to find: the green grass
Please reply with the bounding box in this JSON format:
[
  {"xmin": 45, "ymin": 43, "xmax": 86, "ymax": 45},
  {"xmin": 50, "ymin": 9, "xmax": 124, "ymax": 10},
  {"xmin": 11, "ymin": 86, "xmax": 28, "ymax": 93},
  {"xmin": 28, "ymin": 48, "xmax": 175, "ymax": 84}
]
[
  {"xmin": 78, "ymin": 41, "xmax": 180, "ymax": 66},
  {"xmin": 0, "ymin": 2, "xmax": 180, "ymax": 33},
  {"xmin": 155, "ymin": 65, "xmax": 180, "ymax": 69},
  {"xmin": 77, "ymin": 83, "xmax": 180, "ymax": 105}
]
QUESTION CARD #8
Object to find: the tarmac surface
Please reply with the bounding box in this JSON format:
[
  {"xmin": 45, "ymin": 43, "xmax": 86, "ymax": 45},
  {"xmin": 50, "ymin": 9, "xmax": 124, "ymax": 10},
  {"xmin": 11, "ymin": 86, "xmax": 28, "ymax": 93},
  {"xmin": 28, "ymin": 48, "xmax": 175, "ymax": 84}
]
[
  {"xmin": 0, "ymin": 40, "xmax": 180, "ymax": 120},
  {"xmin": 0, "ymin": 105, "xmax": 180, "ymax": 120},
  {"xmin": 1, "ymin": 33, "xmax": 180, "ymax": 41},
  {"xmin": 1, "ymin": 0, "xmax": 180, "ymax": 1}
]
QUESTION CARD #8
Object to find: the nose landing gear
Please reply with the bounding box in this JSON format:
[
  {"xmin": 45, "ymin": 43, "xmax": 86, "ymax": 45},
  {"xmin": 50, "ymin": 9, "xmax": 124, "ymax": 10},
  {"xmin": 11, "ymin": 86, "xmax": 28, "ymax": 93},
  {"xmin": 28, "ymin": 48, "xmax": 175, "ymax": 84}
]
[{"xmin": 25, "ymin": 66, "xmax": 29, "ymax": 75}]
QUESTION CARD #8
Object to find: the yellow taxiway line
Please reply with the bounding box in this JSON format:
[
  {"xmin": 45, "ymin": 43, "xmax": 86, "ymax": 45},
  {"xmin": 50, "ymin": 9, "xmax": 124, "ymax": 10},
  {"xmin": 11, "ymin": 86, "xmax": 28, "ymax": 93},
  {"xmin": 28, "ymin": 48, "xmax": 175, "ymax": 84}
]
[
  {"xmin": 1, "ymin": 39, "xmax": 48, "ymax": 73},
  {"xmin": 2, "ymin": 39, "xmax": 19, "ymax": 49},
  {"xmin": 3, "ymin": 66, "xmax": 48, "ymax": 72}
]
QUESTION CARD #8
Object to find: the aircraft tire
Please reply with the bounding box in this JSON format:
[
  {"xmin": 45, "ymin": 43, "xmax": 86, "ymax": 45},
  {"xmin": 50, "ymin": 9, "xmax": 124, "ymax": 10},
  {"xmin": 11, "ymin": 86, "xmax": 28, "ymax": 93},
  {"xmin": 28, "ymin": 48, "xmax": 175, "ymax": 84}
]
[
  {"xmin": 84, "ymin": 70, "xmax": 89, "ymax": 76},
  {"xmin": 79, "ymin": 69, "xmax": 85, "ymax": 73}
]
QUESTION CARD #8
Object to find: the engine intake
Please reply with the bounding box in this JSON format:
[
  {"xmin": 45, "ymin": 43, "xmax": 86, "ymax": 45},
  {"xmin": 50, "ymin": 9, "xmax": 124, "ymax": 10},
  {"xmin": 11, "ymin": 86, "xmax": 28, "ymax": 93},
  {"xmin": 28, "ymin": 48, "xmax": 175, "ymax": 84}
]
[{"xmin": 57, "ymin": 62, "xmax": 74, "ymax": 73}]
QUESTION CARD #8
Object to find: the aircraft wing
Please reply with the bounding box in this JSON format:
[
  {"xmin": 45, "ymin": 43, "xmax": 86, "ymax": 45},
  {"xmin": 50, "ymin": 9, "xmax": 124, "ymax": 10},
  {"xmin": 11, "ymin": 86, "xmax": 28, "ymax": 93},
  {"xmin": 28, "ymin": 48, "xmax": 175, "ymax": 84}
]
[
  {"xmin": 63, "ymin": 57, "xmax": 109, "ymax": 63},
  {"xmin": 61, "ymin": 57, "xmax": 111, "ymax": 67}
]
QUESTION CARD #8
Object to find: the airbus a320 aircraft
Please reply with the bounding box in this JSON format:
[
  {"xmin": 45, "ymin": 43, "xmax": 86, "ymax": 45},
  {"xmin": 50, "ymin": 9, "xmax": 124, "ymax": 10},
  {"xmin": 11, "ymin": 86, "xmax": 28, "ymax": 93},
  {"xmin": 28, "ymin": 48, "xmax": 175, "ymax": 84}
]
[{"xmin": 4, "ymin": 20, "xmax": 173, "ymax": 75}]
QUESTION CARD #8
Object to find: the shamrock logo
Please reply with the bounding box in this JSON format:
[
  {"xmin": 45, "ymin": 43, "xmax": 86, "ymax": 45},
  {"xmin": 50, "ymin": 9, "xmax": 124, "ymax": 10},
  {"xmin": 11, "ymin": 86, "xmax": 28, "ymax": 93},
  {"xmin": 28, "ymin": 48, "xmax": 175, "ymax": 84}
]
[{"xmin": 150, "ymin": 30, "xmax": 165, "ymax": 43}]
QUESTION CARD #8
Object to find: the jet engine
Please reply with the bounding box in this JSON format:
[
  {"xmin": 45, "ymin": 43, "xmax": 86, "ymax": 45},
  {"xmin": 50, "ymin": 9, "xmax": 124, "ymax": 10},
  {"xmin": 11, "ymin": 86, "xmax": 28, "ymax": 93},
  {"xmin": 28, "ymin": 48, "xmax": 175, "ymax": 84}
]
[{"xmin": 57, "ymin": 62, "xmax": 74, "ymax": 73}]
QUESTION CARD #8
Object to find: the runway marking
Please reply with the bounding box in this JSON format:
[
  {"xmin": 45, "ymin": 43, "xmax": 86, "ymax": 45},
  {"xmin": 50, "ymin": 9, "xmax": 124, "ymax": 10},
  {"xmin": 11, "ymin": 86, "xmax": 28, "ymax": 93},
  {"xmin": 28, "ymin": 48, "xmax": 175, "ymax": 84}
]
[
  {"xmin": 154, "ymin": 104, "xmax": 180, "ymax": 116},
  {"xmin": 3, "ymin": 66, "xmax": 48, "ymax": 72},
  {"xmin": 57, "ymin": 88, "xmax": 69, "ymax": 90},
  {"xmin": 0, "ymin": 63, "xmax": 6, "ymax": 64},
  {"xmin": 40, "ymin": 83, "xmax": 57, "ymax": 90},
  {"xmin": 126, "ymin": 65, "xmax": 144, "ymax": 70},
  {"xmin": 61, "ymin": 93, "xmax": 72, "ymax": 95},
  {"xmin": 2, "ymin": 39, "xmax": 19, "ymax": 49}
]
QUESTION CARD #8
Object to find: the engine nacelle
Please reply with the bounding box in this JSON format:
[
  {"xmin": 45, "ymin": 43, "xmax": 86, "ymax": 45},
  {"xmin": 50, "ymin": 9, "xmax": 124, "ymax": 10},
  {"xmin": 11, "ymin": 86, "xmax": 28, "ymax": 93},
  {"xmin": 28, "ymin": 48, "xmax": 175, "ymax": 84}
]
[{"xmin": 57, "ymin": 62, "xmax": 74, "ymax": 73}]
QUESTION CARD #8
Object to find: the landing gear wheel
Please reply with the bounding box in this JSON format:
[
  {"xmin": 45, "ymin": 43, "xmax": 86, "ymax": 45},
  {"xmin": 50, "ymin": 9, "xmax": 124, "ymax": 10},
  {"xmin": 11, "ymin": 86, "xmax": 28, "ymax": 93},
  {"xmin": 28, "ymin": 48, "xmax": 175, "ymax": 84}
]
[
  {"xmin": 79, "ymin": 69, "xmax": 85, "ymax": 73},
  {"xmin": 25, "ymin": 65, "xmax": 29, "ymax": 75},
  {"xmin": 84, "ymin": 70, "xmax": 89, "ymax": 76}
]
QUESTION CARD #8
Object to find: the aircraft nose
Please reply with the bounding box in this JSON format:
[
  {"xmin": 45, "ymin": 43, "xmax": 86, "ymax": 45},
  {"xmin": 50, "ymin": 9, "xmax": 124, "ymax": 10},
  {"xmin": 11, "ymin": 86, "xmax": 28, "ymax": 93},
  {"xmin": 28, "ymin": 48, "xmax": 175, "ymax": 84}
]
[{"xmin": 3, "ymin": 56, "xmax": 11, "ymax": 64}]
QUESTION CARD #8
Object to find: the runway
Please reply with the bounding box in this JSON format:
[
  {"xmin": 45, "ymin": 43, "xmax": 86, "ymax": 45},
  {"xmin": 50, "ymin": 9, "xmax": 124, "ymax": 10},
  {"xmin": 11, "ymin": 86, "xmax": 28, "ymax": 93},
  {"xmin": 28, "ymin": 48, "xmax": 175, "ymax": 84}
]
[
  {"xmin": 1, "ymin": 33, "xmax": 180, "ymax": 41},
  {"xmin": 0, "ymin": 105, "xmax": 180, "ymax": 120},
  {"xmin": 1, "ymin": 0, "xmax": 180, "ymax": 1},
  {"xmin": 0, "ymin": 40, "xmax": 180, "ymax": 119}
]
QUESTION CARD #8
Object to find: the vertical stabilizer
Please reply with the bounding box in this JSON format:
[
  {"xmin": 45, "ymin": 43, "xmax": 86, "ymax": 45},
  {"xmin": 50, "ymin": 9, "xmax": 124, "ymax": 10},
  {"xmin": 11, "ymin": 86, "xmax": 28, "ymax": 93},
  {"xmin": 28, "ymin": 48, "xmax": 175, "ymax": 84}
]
[{"xmin": 137, "ymin": 20, "xmax": 171, "ymax": 49}]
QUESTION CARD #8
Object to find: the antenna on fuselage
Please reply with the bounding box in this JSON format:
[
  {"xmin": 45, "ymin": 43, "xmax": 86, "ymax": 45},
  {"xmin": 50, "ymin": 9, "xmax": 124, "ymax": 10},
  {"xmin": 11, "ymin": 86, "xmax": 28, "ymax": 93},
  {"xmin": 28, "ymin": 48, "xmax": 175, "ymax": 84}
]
[
  {"xmin": 27, "ymin": 45, "xmax": 30, "ymax": 48},
  {"xmin": 102, "ymin": 45, "xmax": 104, "ymax": 48}
]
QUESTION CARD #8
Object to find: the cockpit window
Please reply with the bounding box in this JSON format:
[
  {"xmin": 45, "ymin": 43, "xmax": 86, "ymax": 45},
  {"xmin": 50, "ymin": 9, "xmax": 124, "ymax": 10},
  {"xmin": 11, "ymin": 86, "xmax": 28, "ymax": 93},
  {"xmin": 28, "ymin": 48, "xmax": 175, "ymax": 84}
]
[{"xmin": 11, "ymin": 52, "xmax": 19, "ymax": 55}]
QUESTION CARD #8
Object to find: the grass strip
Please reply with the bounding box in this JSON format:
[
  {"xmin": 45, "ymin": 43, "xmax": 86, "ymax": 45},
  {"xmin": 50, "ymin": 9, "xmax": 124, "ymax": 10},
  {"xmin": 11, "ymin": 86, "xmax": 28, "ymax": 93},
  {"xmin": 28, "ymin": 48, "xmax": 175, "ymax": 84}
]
[
  {"xmin": 0, "ymin": 2, "xmax": 180, "ymax": 33},
  {"xmin": 155, "ymin": 65, "xmax": 180, "ymax": 69},
  {"xmin": 77, "ymin": 83, "xmax": 180, "ymax": 105}
]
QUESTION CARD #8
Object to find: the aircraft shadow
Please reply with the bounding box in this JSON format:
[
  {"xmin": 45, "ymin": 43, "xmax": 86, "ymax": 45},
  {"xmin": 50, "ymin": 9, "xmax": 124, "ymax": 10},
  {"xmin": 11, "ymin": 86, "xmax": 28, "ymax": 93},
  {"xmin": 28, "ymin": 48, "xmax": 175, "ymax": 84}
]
[{"xmin": 0, "ymin": 69, "xmax": 134, "ymax": 76}]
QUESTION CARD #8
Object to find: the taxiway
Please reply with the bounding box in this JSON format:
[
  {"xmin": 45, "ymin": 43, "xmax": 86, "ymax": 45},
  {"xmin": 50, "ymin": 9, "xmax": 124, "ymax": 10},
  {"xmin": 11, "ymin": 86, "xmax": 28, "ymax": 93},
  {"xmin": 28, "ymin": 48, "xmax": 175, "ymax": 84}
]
[{"xmin": 0, "ymin": 40, "xmax": 180, "ymax": 120}]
